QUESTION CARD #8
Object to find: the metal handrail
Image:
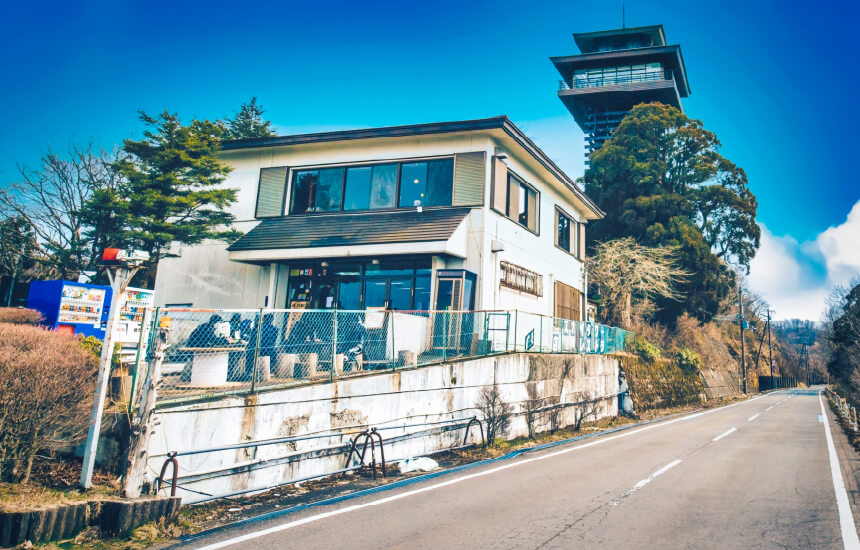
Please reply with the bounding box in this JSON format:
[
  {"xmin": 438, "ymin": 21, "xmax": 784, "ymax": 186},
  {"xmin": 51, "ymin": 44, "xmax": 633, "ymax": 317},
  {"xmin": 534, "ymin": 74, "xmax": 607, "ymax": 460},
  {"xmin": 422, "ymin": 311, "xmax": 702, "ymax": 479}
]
[
  {"xmin": 155, "ymin": 452, "xmax": 179, "ymax": 497},
  {"xmin": 560, "ymin": 69, "xmax": 673, "ymax": 90}
]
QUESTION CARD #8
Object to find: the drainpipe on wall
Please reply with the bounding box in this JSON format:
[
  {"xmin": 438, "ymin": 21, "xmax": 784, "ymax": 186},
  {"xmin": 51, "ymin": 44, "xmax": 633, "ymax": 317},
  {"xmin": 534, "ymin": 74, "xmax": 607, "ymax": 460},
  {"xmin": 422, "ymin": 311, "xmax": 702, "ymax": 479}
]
[
  {"xmin": 582, "ymin": 268, "xmax": 588, "ymax": 323},
  {"xmin": 266, "ymin": 262, "xmax": 277, "ymax": 308}
]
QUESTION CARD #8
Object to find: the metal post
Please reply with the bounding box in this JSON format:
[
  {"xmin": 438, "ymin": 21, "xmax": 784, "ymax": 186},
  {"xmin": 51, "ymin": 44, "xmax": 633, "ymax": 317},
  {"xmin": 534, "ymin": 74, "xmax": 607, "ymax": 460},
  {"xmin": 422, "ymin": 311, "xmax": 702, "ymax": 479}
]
[
  {"xmin": 539, "ymin": 315, "xmax": 544, "ymax": 353},
  {"xmin": 767, "ymin": 309, "xmax": 774, "ymax": 377},
  {"xmin": 332, "ymin": 310, "xmax": 338, "ymax": 379},
  {"xmin": 738, "ymin": 286, "xmax": 746, "ymax": 394},
  {"xmin": 513, "ymin": 310, "xmax": 518, "ymax": 352},
  {"xmin": 442, "ymin": 311, "xmax": 448, "ymax": 363},
  {"xmin": 250, "ymin": 309, "xmax": 263, "ymax": 393},
  {"xmin": 81, "ymin": 266, "xmax": 136, "ymax": 489},
  {"xmin": 128, "ymin": 307, "xmax": 154, "ymax": 413},
  {"xmin": 505, "ymin": 312, "xmax": 510, "ymax": 352},
  {"xmin": 387, "ymin": 310, "xmax": 394, "ymax": 370}
]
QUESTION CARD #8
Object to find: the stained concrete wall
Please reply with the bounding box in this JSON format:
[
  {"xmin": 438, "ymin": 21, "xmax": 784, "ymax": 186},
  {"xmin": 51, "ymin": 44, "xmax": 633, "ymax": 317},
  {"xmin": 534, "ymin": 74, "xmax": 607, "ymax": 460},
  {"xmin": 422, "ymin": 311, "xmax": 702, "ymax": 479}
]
[{"xmin": 146, "ymin": 353, "xmax": 619, "ymax": 503}]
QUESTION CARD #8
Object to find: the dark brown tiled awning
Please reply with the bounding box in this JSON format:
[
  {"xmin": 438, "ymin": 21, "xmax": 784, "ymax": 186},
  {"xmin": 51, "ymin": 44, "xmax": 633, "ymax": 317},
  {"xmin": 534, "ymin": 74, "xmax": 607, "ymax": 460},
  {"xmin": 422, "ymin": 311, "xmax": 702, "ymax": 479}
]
[{"xmin": 228, "ymin": 207, "xmax": 471, "ymax": 252}]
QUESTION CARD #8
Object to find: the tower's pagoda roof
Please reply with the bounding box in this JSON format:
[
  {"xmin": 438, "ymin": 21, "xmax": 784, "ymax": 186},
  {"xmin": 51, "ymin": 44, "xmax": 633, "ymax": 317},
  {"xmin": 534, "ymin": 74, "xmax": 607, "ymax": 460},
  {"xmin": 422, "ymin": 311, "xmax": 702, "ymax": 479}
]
[{"xmin": 573, "ymin": 24, "xmax": 667, "ymax": 53}]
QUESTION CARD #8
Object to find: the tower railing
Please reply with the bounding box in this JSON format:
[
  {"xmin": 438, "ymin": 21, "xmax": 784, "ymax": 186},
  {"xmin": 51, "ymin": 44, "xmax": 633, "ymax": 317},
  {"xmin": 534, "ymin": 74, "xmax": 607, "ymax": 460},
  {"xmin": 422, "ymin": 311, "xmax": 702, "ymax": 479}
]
[{"xmin": 560, "ymin": 69, "xmax": 674, "ymax": 90}]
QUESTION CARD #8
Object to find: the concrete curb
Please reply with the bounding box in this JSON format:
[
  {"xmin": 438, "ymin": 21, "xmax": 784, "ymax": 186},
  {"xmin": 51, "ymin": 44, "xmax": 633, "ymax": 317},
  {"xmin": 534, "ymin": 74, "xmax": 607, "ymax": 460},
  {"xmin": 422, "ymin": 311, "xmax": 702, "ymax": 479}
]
[{"xmin": 0, "ymin": 496, "xmax": 181, "ymax": 548}]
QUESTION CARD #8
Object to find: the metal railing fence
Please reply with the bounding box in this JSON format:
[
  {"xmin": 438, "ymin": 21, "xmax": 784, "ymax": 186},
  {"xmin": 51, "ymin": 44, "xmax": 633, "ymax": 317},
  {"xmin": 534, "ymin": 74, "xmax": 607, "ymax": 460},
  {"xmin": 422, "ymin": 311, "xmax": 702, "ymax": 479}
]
[
  {"xmin": 559, "ymin": 69, "xmax": 674, "ymax": 91},
  {"xmin": 134, "ymin": 308, "xmax": 630, "ymax": 407},
  {"xmin": 827, "ymin": 387, "xmax": 859, "ymax": 433}
]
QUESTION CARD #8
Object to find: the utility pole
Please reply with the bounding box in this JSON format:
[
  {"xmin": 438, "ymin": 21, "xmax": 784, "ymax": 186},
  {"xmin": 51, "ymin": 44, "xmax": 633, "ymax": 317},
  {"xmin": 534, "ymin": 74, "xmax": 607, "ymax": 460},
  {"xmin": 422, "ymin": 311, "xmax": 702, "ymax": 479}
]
[
  {"xmin": 766, "ymin": 309, "xmax": 774, "ymax": 377},
  {"xmin": 738, "ymin": 286, "xmax": 746, "ymax": 394}
]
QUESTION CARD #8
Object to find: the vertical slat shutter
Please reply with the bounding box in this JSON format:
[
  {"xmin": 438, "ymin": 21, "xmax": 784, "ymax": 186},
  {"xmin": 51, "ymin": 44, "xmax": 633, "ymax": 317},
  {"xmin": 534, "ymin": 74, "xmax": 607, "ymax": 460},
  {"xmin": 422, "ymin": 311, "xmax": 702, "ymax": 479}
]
[
  {"xmin": 491, "ymin": 157, "xmax": 508, "ymax": 213},
  {"xmin": 554, "ymin": 281, "xmax": 582, "ymax": 321},
  {"xmin": 452, "ymin": 152, "xmax": 485, "ymax": 206},
  {"xmin": 255, "ymin": 167, "xmax": 288, "ymax": 218}
]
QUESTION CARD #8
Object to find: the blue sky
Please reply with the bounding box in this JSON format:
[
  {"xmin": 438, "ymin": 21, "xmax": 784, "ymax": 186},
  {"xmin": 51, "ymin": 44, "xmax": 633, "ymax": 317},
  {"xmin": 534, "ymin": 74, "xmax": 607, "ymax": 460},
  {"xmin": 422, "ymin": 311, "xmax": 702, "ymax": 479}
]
[{"xmin": 1, "ymin": 0, "xmax": 858, "ymax": 319}]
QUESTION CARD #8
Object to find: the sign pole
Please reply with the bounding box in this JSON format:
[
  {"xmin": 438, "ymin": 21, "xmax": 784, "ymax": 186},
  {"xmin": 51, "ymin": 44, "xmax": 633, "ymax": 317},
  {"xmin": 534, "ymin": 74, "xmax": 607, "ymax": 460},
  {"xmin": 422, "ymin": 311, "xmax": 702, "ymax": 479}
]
[{"xmin": 80, "ymin": 265, "xmax": 136, "ymax": 489}]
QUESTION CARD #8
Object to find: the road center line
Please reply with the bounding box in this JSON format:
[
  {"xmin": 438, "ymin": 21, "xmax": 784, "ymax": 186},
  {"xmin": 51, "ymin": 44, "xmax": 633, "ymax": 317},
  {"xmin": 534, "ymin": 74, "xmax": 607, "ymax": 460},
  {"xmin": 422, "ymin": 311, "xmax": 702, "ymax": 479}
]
[
  {"xmin": 713, "ymin": 427, "xmax": 737, "ymax": 441},
  {"xmin": 766, "ymin": 406, "xmax": 774, "ymax": 412},
  {"xmin": 187, "ymin": 395, "xmax": 766, "ymax": 550},
  {"xmin": 611, "ymin": 459, "xmax": 682, "ymax": 505},
  {"xmin": 747, "ymin": 414, "xmax": 760, "ymax": 422},
  {"xmin": 818, "ymin": 393, "xmax": 860, "ymax": 549}
]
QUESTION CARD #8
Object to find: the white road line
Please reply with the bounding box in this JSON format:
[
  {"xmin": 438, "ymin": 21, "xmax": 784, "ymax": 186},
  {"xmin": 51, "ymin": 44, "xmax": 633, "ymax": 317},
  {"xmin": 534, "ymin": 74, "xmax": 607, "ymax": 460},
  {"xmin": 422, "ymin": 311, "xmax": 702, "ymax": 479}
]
[
  {"xmin": 189, "ymin": 395, "xmax": 766, "ymax": 550},
  {"xmin": 712, "ymin": 427, "xmax": 737, "ymax": 441},
  {"xmin": 747, "ymin": 414, "xmax": 760, "ymax": 422},
  {"xmin": 818, "ymin": 393, "xmax": 860, "ymax": 550},
  {"xmin": 766, "ymin": 406, "xmax": 774, "ymax": 412},
  {"xmin": 611, "ymin": 459, "xmax": 682, "ymax": 505}
]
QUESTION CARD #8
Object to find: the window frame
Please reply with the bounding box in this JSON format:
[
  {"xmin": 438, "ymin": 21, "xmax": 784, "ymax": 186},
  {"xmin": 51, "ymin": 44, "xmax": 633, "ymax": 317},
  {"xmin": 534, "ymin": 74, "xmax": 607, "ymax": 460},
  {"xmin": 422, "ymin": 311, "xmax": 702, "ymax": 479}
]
[
  {"xmin": 286, "ymin": 155, "xmax": 455, "ymax": 216},
  {"xmin": 554, "ymin": 206, "xmax": 579, "ymax": 257},
  {"xmin": 498, "ymin": 171, "xmax": 540, "ymax": 235}
]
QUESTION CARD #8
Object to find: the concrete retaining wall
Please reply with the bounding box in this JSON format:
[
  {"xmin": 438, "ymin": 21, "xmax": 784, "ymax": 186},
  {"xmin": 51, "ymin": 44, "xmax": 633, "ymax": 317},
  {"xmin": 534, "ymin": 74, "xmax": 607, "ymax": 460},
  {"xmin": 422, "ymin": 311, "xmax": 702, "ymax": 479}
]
[{"xmin": 146, "ymin": 353, "xmax": 619, "ymax": 503}]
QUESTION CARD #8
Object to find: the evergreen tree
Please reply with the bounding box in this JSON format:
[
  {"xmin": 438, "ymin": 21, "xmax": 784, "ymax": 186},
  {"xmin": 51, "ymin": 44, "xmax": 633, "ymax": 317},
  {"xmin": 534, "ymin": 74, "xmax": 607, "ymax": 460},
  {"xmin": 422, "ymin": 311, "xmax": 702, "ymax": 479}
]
[
  {"xmin": 827, "ymin": 282, "xmax": 860, "ymax": 391},
  {"xmin": 0, "ymin": 215, "xmax": 41, "ymax": 305},
  {"xmin": 585, "ymin": 103, "xmax": 760, "ymax": 323},
  {"xmin": 81, "ymin": 111, "xmax": 238, "ymax": 286},
  {"xmin": 222, "ymin": 97, "xmax": 275, "ymax": 139}
]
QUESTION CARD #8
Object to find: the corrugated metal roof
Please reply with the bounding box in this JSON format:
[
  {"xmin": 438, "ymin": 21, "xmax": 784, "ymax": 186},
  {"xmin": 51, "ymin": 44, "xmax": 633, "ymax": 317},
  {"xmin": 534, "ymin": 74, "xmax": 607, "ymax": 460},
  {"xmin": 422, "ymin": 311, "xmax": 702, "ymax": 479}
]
[{"xmin": 228, "ymin": 208, "xmax": 471, "ymax": 251}]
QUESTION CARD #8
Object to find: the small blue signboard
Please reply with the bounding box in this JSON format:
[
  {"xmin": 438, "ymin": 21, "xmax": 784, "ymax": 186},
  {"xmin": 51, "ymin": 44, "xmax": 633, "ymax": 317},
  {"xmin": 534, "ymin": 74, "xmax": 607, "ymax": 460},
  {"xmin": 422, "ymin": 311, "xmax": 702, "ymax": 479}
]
[{"xmin": 525, "ymin": 329, "xmax": 534, "ymax": 351}]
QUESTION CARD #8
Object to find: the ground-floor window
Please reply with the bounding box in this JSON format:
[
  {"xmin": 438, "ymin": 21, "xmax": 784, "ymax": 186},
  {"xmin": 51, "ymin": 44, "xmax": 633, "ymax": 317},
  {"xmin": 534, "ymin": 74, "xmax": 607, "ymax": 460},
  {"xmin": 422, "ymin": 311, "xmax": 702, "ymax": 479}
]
[{"xmin": 286, "ymin": 258, "xmax": 432, "ymax": 310}]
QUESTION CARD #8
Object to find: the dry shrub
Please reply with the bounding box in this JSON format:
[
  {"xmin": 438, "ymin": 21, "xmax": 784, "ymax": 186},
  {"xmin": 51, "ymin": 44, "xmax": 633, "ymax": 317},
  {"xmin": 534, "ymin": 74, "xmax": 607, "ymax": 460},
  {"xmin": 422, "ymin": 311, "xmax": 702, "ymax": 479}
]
[
  {"xmin": 524, "ymin": 384, "xmax": 542, "ymax": 440},
  {"xmin": 0, "ymin": 323, "xmax": 97, "ymax": 483},
  {"xmin": 570, "ymin": 391, "xmax": 599, "ymax": 431},
  {"xmin": 477, "ymin": 385, "xmax": 512, "ymax": 446},
  {"xmin": 0, "ymin": 308, "xmax": 42, "ymax": 325}
]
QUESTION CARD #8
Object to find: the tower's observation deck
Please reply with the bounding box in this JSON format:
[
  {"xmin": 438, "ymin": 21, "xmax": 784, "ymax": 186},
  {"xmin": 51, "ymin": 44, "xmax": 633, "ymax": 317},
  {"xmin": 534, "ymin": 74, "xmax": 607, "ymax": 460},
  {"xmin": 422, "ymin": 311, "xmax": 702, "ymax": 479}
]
[{"xmin": 551, "ymin": 25, "xmax": 690, "ymax": 158}]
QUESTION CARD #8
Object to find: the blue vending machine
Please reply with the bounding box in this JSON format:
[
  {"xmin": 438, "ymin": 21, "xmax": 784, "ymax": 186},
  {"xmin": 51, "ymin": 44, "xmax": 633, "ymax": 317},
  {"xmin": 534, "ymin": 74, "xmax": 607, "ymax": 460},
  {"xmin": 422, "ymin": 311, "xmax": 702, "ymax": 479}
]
[{"xmin": 26, "ymin": 280, "xmax": 113, "ymax": 339}]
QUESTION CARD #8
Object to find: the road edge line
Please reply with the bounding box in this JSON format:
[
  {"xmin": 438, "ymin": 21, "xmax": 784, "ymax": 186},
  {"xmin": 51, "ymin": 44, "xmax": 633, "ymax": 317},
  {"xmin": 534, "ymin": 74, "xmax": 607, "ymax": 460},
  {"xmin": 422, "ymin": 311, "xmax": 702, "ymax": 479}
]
[{"xmin": 819, "ymin": 391, "xmax": 860, "ymax": 550}]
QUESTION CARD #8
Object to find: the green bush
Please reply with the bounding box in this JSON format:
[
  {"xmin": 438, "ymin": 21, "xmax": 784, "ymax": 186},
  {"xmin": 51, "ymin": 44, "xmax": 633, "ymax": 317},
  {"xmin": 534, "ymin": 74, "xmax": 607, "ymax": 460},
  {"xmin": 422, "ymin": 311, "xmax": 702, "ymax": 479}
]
[
  {"xmin": 628, "ymin": 336, "xmax": 663, "ymax": 362},
  {"xmin": 673, "ymin": 347, "xmax": 702, "ymax": 373},
  {"xmin": 78, "ymin": 335, "xmax": 121, "ymax": 369}
]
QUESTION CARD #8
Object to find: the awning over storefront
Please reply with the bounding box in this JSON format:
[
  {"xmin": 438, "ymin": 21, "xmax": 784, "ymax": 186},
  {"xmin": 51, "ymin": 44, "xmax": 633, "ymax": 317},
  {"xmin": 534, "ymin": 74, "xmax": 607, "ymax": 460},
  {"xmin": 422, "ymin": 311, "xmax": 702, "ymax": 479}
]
[{"xmin": 227, "ymin": 207, "xmax": 471, "ymax": 262}]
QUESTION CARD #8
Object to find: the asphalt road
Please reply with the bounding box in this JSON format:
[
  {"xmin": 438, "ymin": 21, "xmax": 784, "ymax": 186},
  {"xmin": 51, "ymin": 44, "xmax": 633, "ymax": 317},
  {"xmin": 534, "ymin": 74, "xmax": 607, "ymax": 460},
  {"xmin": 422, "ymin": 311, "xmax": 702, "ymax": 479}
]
[{"xmin": 174, "ymin": 389, "xmax": 860, "ymax": 550}]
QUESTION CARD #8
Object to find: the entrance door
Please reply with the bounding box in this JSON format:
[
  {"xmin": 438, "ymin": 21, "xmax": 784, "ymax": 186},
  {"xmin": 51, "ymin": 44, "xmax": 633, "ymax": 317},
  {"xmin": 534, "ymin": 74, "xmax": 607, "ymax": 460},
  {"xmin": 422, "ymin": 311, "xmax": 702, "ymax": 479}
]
[{"xmin": 432, "ymin": 270, "xmax": 477, "ymax": 355}]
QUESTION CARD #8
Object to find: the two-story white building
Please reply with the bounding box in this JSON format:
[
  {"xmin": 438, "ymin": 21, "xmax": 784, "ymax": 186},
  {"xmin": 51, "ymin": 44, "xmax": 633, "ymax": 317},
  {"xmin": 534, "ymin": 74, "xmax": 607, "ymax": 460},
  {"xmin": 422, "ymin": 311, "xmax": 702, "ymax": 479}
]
[{"xmin": 153, "ymin": 116, "xmax": 603, "ymax": 322}]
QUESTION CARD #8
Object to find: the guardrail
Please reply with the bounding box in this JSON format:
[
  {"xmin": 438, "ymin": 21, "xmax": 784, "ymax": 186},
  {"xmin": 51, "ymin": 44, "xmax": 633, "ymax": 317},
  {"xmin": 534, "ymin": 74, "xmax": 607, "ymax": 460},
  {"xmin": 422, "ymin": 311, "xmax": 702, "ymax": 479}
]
[
  {"xmin": 153, "ymin": 416, "xmax": 486, "ymax": 503},
  {"xmin": 131, "ymin": 309, "xmax": 630, "ymax": 407},
  {"xmin": 827, "ymin": 387, "xmax": 858, "ymax": 432}
]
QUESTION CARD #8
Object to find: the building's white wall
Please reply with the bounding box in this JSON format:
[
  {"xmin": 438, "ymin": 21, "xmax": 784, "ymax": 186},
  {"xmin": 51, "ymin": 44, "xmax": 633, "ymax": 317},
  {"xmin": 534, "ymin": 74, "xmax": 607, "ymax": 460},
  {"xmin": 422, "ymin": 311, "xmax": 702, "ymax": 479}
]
[
  {"xmin": 475, "ymin": 139, "xmax": 587, "ymax": 316},
  {"xmin": 154, "ymin": 130, "xmax": 591, "ymax": 316},
  {"xmin": 144, "ymin": 353, "xmax": 619, "ymax": 503},
  {"xmin": 154, "ymin": 241, "xmax": 268, "ymax": 308}
]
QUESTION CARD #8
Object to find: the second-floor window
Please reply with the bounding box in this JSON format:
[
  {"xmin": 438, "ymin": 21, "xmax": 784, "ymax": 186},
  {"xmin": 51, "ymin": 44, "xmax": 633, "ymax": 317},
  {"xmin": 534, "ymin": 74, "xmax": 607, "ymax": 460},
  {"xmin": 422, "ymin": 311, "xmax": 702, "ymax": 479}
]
[
  {"xmin": 289, "ymin": 157, "xmax": 454, "ymax": 215},
  {"xmin": 499, "ymin": 173, "xmax": 538, "ymax": 233},
  {"xmin": 555, "ymin": 207, "xmax": 579, "ymax": 257}
]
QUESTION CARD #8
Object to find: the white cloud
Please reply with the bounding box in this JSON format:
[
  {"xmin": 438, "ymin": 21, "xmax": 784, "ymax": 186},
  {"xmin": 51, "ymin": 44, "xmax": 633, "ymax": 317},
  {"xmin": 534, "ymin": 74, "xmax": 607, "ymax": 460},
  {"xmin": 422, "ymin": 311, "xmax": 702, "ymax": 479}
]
[
  {"xmin": 748, "ymin": 200, "xmax": 860, "ymax": 321},
  {"xmin": 815, "ymin": 200, "xmax": 860, "ymax": 286}
]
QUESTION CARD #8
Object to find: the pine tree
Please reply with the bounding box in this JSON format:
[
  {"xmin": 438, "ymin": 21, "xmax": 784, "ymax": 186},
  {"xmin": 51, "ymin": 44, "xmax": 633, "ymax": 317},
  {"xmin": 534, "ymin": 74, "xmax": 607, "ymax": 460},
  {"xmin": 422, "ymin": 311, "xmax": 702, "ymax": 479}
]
[
  {"xmin": 222, "ymin": 97, "xmax": 275, "ymax": 139},
  {"xmin": 83, "ymin": 110, "xmax": 238, "ymax": 286}
]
